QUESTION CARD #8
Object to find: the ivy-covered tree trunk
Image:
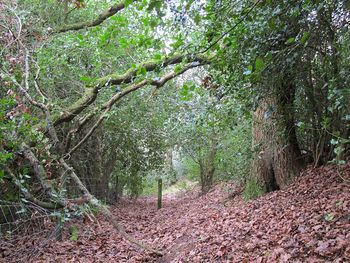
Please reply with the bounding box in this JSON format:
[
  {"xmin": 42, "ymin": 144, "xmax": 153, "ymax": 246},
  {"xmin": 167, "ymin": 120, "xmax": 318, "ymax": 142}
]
[{"xmin": 252, "ymin": 79, "xmax": 304, "ymax": 192}]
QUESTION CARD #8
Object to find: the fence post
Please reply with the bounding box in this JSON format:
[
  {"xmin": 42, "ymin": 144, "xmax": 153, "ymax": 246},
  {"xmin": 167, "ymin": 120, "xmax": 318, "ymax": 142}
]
[
  {"xmin": 55, "ymin": 211, "xmax": 64, "ymax": 241},
  {"xmin": 157, "ymin": 178, "xmax": 162, "ymax": 210}
]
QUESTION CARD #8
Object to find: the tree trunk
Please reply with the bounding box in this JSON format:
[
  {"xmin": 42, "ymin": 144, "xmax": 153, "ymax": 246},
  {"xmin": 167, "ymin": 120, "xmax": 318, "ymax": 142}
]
[
  {"xmin": 252, "ymin": 81, "xmax": 304, "ymax": 192},
  {"xmin": 199, "ymin": 141, "xmax": 216, "ymax": 193}
]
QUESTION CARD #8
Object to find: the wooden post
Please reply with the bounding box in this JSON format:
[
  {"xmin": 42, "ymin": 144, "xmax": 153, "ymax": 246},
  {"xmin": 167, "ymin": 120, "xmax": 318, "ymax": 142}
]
[
  {"xmin": 157, "ymin": 178, "xmax": 162, "ymax": 210},
  {"xmin": 55, "ymin": 211, "xmax": 63, "ymax": 241}
]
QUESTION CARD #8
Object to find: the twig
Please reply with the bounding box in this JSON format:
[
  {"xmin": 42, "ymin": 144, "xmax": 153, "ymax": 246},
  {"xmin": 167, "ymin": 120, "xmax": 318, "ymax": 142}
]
[{"xmin": 31, "ymin": 57, "xmax": 48, "ymax": 102}]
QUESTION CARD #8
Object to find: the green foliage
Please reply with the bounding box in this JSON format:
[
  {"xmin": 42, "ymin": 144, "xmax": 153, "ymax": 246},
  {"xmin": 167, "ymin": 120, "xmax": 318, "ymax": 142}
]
[
  {"xmin": 0, "ymin": 92, "xmax": 43, "ymax": 180},
  {"xmin": 216, "ymin": 120, "xmax": 252, "ymax": 182},
  {"xmin": 69, "ymin": 226, "xmax": 79, "ymax": 241},
  {"xmin": 141, "ymin": 179, "xmax": 158, "ymax": 196},
  {"xmin": 176, "ymin": 180, "xmax": 193, "ymax": 192},
  {"xmin": 242, "ymin": 178, "xmax": 264, "ymax": 201},
  {"xmin": 182, "ymin": 157, "xmax": 200, "ymax": 182}
]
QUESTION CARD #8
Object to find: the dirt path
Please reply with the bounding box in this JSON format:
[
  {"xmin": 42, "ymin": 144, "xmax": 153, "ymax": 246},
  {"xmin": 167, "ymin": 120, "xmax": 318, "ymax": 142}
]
[{"xmin": 1, "ymin": 164, "xmax": 349, "ymax": 262}]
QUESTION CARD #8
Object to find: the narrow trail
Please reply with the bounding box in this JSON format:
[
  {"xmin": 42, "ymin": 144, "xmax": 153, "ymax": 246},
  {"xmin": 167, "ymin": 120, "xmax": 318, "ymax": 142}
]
[{"xmin": 1, "ymin": 163, "xmax": 349, "ymax": 262}]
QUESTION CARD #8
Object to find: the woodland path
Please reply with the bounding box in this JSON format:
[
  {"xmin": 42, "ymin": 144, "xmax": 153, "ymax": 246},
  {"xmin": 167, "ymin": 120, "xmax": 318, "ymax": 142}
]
[{"xmin": 1, "ymin": 164, "xmax": 349, "ymax": 263}]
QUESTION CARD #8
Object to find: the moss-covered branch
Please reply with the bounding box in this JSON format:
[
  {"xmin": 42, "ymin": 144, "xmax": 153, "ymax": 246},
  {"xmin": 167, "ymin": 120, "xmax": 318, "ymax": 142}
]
[
  {"xmin": 55, "ymin": 1, "xmax": 135, "ymax": 33},
  {"xmin": 53, "ymin": 54, "xmax": 210, "ymax": 127},
  {"xmin": 65, "ymin": 61, "xmax": 205, "ymax": 156}
]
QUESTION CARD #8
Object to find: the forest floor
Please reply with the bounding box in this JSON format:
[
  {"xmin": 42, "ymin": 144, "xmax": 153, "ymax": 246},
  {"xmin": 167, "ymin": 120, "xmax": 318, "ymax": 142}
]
[{"xmin": 1, "ymin": 163, "xmax": 350, "ymax": 263}]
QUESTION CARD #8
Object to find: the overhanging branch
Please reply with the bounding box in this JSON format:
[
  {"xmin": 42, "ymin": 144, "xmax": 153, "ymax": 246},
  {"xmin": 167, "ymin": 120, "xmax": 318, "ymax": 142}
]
[
  {"xmin": 55, "ymin": 1, "xmax": 136, "ymax": 33},
  {"xmin": 65, "ymin": 61, "xmax": 205, "ymax": 157},
  {"xmin": 53, "ymin": 54, "xmax": 210, "ymax": 127}
]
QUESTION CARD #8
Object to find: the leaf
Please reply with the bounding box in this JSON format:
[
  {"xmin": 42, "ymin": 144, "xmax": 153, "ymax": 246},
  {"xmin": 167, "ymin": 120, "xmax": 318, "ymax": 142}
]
[
  {"xmin": 174, "ymin": 65, "xmax": 182, "ymax": 74},
  {"xmin": 69, "ymin": 226, "xmax": 79, "ymax": 241},
  {"xmin": 80, "ymin": 76, "xmax": 97, "ymax": 85},
  {"xmin": 99, "ymin": 31, "xmax": 111, "ymax": 45},
  {"xmin": 194, "ymin": 14, "xmax": 201, "ymax": 24},
  {"xmin": 243, "ymin": 69, "xmax": 251, "ymax": 76},
  {"xmin": 137, "ymin": 66, "xmax": 147, "ymax": 76},
  {"xmin": 0, "ymin": 170, "xmax": 4, "ymax": 179},
  {"xmin": 330, "ymin": 139, "xmax": 338, "ymax": 145},
  {"xmin": 148, "ymin": 0, "xmax": 162, "ymax": 13},
  {"xmin": 297, "ymin": 121, "xmax": 306, "ymax": 130},
  {"xmin": 324, "ymin": 213, "xmax": 334, "ymax": 221},
  {"xmin": 300, "ymin": 32, "xmax": 310, "ymax": 45},
  {"xmin": 285, "ymin": 37, "xmax": 295, "ymax": 45},
  {"xmin": 255, "ymin": 57, "xmax": 264, "ymax": 72},
  {"xmin": 185, "ymin": 0, "xmax": 195, "ymax": 10},
  {"xmin": 119, "ymin": 38, "xmax": 128, "ymax": 49},
  {"xmin": 153, "ymin": 53, "xmax": 162, "ymax": 60}
]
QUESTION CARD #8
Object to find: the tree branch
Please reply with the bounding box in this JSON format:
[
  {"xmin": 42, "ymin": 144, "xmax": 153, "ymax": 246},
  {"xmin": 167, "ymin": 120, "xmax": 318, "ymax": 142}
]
[
  {"xmin": 4, "ymin": 166, "xmax": 64, "ymax": 210},
  {"xmin": 55, "ymin": 1, "xmax": 135, "ymax": 33},
  {"xmin": 53, "ymin": 54, "xmax": 210, "ymax": 127},
  {"xmin": 65, "ymin": 61, "xmax": 205, "ymax": 157}
]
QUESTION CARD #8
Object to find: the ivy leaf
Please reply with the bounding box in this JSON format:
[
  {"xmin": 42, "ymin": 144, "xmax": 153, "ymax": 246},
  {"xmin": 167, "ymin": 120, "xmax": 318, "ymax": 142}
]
[
  {"xmin": 180, "ymin": 84, "xmax": 193, "ymax": 101},
  {"xmin": 148, "ymin": 0, "xmax": 163, "ymax": 14},
  {"xmin": 80, "ymin": 76, "xmax": 98, "ymax": 85},
  {"xmin": 99, "ymin": 31, "xmax": 111, "ymax": 45},
  {"xmin": 174, "ymin": 65, "xmax": 182, "ymax": 74}
]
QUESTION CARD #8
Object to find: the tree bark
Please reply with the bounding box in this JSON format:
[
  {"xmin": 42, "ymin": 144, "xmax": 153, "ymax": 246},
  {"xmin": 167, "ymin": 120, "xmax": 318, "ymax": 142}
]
[{"xmin": 252, "ymin": 81, "xmax": 304, "ymax": 192}]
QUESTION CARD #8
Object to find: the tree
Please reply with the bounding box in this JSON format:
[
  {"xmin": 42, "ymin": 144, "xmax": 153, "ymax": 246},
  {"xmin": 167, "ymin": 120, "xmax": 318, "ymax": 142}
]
[{"xmin": 204, "ymin": 0, "xmax": 350, "ymax": 191}]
